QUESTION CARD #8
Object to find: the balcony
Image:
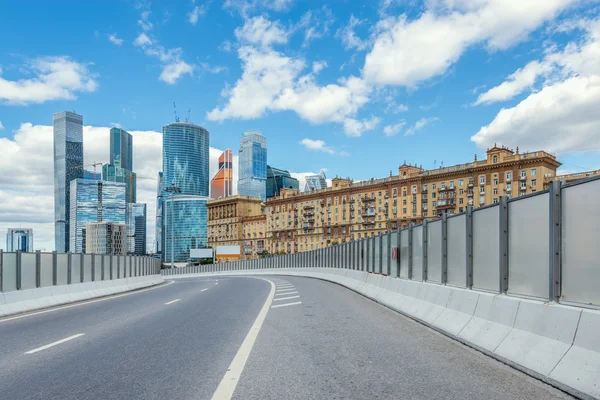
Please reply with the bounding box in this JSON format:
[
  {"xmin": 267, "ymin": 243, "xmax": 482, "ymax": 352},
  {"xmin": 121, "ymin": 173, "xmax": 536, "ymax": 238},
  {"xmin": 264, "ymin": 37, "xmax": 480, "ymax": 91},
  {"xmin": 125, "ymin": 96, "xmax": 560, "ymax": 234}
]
[
  {"xmin": 422, "ymin": 196, "xmax": 428, "ymax": 202},
  {"xmin": 437, "ymin": 200, "xmax": 456, "ymax": 209},
  {"xmin": 363, "ymin": 208, "xmax": 376, "ymax": 217},
  {"xmin": 422, "ymin": 187, "xmax": 428, "ymax": 193},
  {"xmin": 363, "ymin": 197, "xmax": 375, "ymax": 203},
  {"xmin": 519, "ymin": 186, "xmax": 527, "ymax": 191},
  {"xmin": 468, "ymin": 182, "xmax": 474, "ymax": 188},
  {"xmin": 519, "ymin": 175, "xmax": 527, "ymax": 181},
  {"xmin": 467, "ymin": 191, "xmax": 474, "ymax": 197},
  {"xmin": 506, "ymin": 177, "xmax": 512, "ymax": 183},
  {"xmin": 422, "ymin": 205, "xmax": 428, "ymax": 211}
]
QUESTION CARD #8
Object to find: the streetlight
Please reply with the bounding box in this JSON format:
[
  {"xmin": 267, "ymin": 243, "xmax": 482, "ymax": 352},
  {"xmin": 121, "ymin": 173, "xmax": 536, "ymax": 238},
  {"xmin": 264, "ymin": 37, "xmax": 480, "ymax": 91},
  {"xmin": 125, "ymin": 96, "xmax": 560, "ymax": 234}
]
[{"xmin": 165, "ymin": 181, "xmax": 181, "ymax": 269}]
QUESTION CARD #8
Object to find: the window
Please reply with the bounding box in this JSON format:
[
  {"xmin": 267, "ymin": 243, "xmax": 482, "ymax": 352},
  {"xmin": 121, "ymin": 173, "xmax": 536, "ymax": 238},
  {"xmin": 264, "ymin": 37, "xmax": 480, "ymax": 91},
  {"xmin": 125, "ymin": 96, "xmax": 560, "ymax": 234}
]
[
  {"xmin": 493, "ymin": 188, "xmax": 498, "ymax": 195},
  {"xmin": 432, "ymin": 210, "xmax": 437, "ymax": 216},
  {"xmin": 378, "ymin": 223, "xmax": 382, "ymax": 228},
  {"xmin": 459, "ymin": 207, "xmax": 464, "ymax": 213},
  {"xmin": 432, "ymin": 201, "xmax": 437, "ymax": 207},
  {"xmin": 479, "ymin": 195, "xmax": 485, "ymax": 203},
  {"xmin": 459, "ymin": 189, "xmax": 464, "ymax": 195},
  {"xmin": 506, "ymin": 172, "xmax": 512, "ymax": 181},
  {"xmin": 450, "ymin": 181, "xmax": 454, "ymax": 188},
  {"xmin": 459, "ymin": 198, "xmax": 464, "ymax": 204},
  {"xmin": 480, "ymin": 186, "xmax": 485, "ymax": 194},
  {"xmin": 432, "ymin": 192, "xmax": 436, "ymax": 199},
  {"xmin": 432, "ymin": 184, "xmax": 437, "ymax": 190},
  {"xmin": 441, "ymin": 182, "xmax": 446, "ymax": 189},
  {"xmin": 403, "ymin": 208, "xmax": 406, "ymax": 213},
  {"xmin": 493, "ymin": 155, "xmax": 498, "ymax": 163},
  {"xmin": 423, "ymin": 211, "xmax": 428, "ymax": 217},
  {"xmin": 412, "ymin": 185, "xmax": 417, "ymax": 194},
  {"xmin": 378, "ymin": 199, "xmax": 382, "ymax": 205},
  {"xmin": 402, "ymin": 190, "xmax": 406, "ymax": 197},
  {"xmin": 479, "ymin": 176, "xmax": 485, "ymax": 184},
  {"xmin": 493, "ymin": 179, "xmax": 498, "ymax": 185},
  {"xmin": 493, "ymin": 198, "xmax": 498, "ymax": 204},
  {"xmin": 393, "ymin": 188, "xmax": 397, "ymax": 195},
  {"xmin": 532, "ymin": 169, "xmax": 537, "ymax": 176},
  {"xmin": 521, "ymin": 170, "xmax": 527, "ymax": 178},
  {"xmin": 506, "ymin": 184, "xmax": 512, "ymax": 192},
  {"xmin": 459, "ymin": 179, "xmax": 464, "ymax": 186},
  {"xmin": 422, "ymin": 184, "xmax": 428, "ymax": 191},
  {"xmin": 532, "ymin": 179, "xmax": 537, "ymax": 186},
  {"xmin": 521, "ymin": 182, "xmax": 527, "ymax": 189},
  {"xmin": 403, "ymin": 199, "xmax": 407, "ymax": 205}
]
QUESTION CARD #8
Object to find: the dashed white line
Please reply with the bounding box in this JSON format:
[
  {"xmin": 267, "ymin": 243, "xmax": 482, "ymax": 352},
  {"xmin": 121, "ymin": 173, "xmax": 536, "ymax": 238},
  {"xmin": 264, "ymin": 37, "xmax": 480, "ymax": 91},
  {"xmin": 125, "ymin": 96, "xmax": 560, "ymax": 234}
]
[
  {"xmin": 277, "ymin": 284, "xmax": 293, "ymax": 288},
  {"xmin": 273, "ymin": 296, "xmax": 300, "ymax": 301},
  {"xmin": 271, "ymin": 301, "xmax": 302, "ymax": 309},
  {"xmin": 25, "ymin": 334, "xmax": 85, "ymax": 354},
  {"xmin": 275, "ymin": 291, "xmax": 298, "ymax": 296},
  {"xmin": 164, "ymin": 299, "xmax": 180, "ymax": 305},
  {"xmin": 201, "ymin": 288, "xmax": 209, "ymax": 292}
]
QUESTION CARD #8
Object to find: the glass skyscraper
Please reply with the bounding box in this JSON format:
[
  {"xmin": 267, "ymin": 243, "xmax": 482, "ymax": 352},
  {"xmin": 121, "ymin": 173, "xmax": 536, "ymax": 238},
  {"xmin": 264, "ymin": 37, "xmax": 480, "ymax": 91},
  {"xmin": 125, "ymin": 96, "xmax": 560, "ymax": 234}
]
[
  {"xmin": 238, "ymin": 130, "xmax": 267, "ymax": 201},
  {"xmin": 102, "ymin": 164, "xmax": 136, "ymax": 203},
  {"xmin": 127, "ymin": 203, "xmax": 147, "ymax": 255},
  {"xmin": 6, "ymin": 228, "xmax": 34, "ymax": 252},
  {"xmin": 266, "ymin": 165, "xmax": 299, "ymax": 198},
  {"xmin": 69, "ymin": 179, "xmax": 127, "ymax": 253},
  {"xmin": 110, "ymin": 128, "xmax": 133, "ymax": 171},
  {"xmin": 155, "ymin": 171, "xmax": 163, "ymax": 255},
  {"xmin": 162, "ymin": 122, "xmax": 210, "ymax": 262},
  {"xmin": 304, "ymin": 170, "xmax": 328, "ymax": 191},
  {"xmin": 53, "ymin": 111, "xmax": 84, "ymax": 252},
  {"xmin": 210, "ymin": 149, "xmax": 233, "ymax": 199}
]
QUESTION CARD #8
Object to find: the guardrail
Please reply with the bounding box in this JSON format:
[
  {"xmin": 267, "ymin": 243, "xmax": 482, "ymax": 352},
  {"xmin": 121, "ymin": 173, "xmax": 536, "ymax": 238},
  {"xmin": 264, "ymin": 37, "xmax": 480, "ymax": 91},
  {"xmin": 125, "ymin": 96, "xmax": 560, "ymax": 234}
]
[
  {"xmin": 164, "ymin": 175, "xmax": 600, "ymax": 310},
  {"xmin": 0, "ymin": 252, "xmax": 161, "ymax": 293}
]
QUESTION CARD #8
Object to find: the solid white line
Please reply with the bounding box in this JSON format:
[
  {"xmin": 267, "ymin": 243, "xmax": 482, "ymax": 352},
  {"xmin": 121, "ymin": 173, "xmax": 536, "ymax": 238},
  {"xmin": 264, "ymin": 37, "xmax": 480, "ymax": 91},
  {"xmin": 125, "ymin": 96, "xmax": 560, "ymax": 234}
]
[
  {"xmin": 275, "ymin": 291, "xmax": 298, "ymax": 296},
  {"xmin": 164, "ymin": 299, "xmax": 180, "ymax": 305},
  {"xmin": 25, "ymin": 334, "xmax": 85, "ymax": 354},
  {"xmin": 273, "ymin": 296, "xmax": 299, "ymax": 301},
  {"xmin": 0, "ymin": 280, "xmax": 176, "ymax": 324},
  {"xmin": 271, "ymin": 301, "xmax": 302, "ymax": 309},
  {"xmin": 210, "ymin": 278, "xmax": 275, "ymax": 400},
  {"xmin": 201, "ymin": 288, "xmax": 209, "ymax": 292}
]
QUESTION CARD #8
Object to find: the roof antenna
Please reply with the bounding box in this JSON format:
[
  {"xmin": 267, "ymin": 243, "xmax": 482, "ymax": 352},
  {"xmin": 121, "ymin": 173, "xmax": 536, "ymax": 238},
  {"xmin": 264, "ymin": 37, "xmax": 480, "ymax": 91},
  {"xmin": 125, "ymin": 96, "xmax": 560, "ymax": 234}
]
[{"xmin": 173, "ymin": 102, "xmax": 180, "ymax": 122}]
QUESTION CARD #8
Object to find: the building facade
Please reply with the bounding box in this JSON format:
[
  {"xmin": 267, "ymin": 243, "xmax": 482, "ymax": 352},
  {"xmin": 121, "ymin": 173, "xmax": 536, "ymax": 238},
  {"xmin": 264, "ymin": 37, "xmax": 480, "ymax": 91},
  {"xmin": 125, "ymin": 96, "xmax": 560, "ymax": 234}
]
[
  {"xmin": 211, "ymin": 149, "xmax": 233, "ymax": 199},
  {"xmin": 304, "ymin": 170, "xmax": 327, "ymax": 192},
  {"xmin": 53, "ymin": 111, "xmax": 84, "ymax": 252},
  {"xmin": 86, "ymin": 222, "xmax": 128, "ymax": 255},
  {"xmin": 243, "ymin": 215, "xmax": 267, "ymax": 259},
  {"xmin": 207, "ymin": 195, "xmax": 264, "ymax": 261},
  {"xmin": 266, "ymin": 165, "xmax": 299, "ymax": 198},
  {"xmin": 102, "ymin": 164, "xmax": 136, "ymax": 203},
  {"xmin": 162, "ymin": 122, "xmax": 210, "ymax": 262},
  {"xmin": 238, "ymin": 130, "xmax": 267, "ymax": 201},
  {"xmin": 264, "ymin": 146, "xmax": 560, "ymax": 254},
  {"xmin": 155, "ymin": 171, "xmax": 163, "ymax": 256},
  {"xmin": 69, "ymin": 179, "xmax": 127, "ymax": 253},
  {"xmin": 6, "ymin": 228, "xmax": 34, "ymax": 252},
  {"xmin": 127, "ymin": 203, "xmax": 147, "ymax": 255},
  {"xmin": 109, "ymin": 128, "xmax": 133, "ymax": 171},
  {"xmin": 544, "ymin": 169, "xmax": 600, "ymax": 188}
]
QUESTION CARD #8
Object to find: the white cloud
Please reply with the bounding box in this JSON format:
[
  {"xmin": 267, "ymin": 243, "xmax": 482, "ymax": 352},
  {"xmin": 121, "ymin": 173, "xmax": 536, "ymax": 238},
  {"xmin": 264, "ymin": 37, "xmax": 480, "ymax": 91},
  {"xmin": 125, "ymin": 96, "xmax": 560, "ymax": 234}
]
[
  {"xmin": 138, "ymin": 10, "xmax": 153, "ymax": 31},
  {"xmin": 363, "ymin": 0, "xmax": 576, "ymax": 87},
  {"xmin": 224, "ymin": 0, "xmax": 294, "ymax": 16},
  {"xmin": 383, "ymin": 121, "xmax": 406, "ymax": 136},
  {"xmin": 337, "ymin": 15, "xmax": 369, "ymax": 51},
  {"xmin": 0, "ymin": 122, "xmax": 237, "ymax": 251},
  {"xmin": 405, "ymin": 117, "xmax": 438, "ymax": 136},
  {"xmin": 294, "ymin": 7, "xmax": 333, "ymax": 47},
  {"xmin": 299, "ymin": 138, "xmax": 335, "ymax": 154},
  {"xmin": 159, "ymin": 61, "xmax": 194, "ymax": 84},
  {"xmin": 343, "ymin": 116, "xmax": 381, "ymax": 137},
  {"xmin": 0, "ymin": 56, "xmax": 98, "ymax": 105},
  {"xmin": 234, "ymin": 16, "xmax": 289, "ymax": 49},
  {"xmin": 220, "ymin": 40, "xmax": 233, "ymax": 52},
  {"xmin": 108, "ymin": 33, "xmax": 124, "ymax": 46},
  {"xmin": 312, "ymin": 61, "xmax": 327, "ymax": 73},
  {"xmin": 134, "ymin": 32, "xmax": 152, "ymax": 46},
  {"xmin": 133, "ymin": 33, "xmax": 193, "ymax": 84},
  {"xmin": 0, "ymin": 121, "xmax": 3, "ymax": 130},
  {"xmin": 472, "ymin": 18, "xmax": 600, "ymax": 154},
  {"xmin": 188, "ymin": 5, "xmax": 206, "ymax": 25}
]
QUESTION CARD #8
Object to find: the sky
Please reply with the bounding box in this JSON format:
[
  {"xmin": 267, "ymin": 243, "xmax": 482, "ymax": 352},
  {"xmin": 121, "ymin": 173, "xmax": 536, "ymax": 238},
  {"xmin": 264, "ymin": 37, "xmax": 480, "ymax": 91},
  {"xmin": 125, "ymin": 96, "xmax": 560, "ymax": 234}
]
[{"xmin": 1, "ymin": 0, "xmax": 599, "ymax": 251}]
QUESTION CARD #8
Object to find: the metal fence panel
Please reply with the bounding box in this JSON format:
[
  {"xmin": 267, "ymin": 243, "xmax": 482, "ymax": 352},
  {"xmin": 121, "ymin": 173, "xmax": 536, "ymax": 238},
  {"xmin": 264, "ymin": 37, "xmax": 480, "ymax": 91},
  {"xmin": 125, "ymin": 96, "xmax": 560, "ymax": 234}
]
[
  {"xmin": 21, "ymin": 253, "xmax": 37, "ymax": 290},
  {"xmin": 374, "ymin": 236, "xmax": 381, "ymax": 274},
  {"xmin": 446, "ymin": 215, "xmax": 466, "ymax": 287},
  {"xmin": 83, "ymin": 255, "xmax": 93, "ymax": 282},
  {"xmin": 40, "ymin": 253, "xmax": 54, "ymax": 287},
  {"xmin": 57, "ymin": 254, "xmax": 68, "ymax": 285},
  {"xmin": 400, "ymin": 230, "xmax": 409, "ymax": 279},
  {"xmin": 411, "ymin": 226, "xmax": 423, "ymax": 281},
  {"xmin": 94, "ymin": 255, "xmax": 102, "ymax": 281},
  {"xmin": 390, "ymin": 232, "xmax": 399, "ymax": 277},
  {"xmin": 71, "ymin": 255, "xmax": 81, "ymax": 283},
  {"xmin": 472, "ymin": 206, "xmax": 500, "ymax": 292},
  {"xmin": 366, "ymin": 239, "xmax": 372, "ymax": 272},
  {"xmin": 2, "ymin": 253, "xmax": 17, "ymax": 291},
  {"xmin": 427, "ymin": 220, "xmax": 443, "ymax": 283},
  {"xmin": 561, "ymin": 179, "xmax": 600, "ymax": 306},
  {"xmin": 508, "ymin": 193, "xmax": 550, "ymax": 299}
]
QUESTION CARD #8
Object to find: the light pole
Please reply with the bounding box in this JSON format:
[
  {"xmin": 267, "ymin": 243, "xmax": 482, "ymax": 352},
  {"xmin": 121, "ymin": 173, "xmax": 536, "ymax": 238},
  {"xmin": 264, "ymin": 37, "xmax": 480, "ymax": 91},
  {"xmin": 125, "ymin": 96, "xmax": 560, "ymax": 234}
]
[{"xmin": 165, "ymin": 181, "xmax": 181, "ymax": 269}]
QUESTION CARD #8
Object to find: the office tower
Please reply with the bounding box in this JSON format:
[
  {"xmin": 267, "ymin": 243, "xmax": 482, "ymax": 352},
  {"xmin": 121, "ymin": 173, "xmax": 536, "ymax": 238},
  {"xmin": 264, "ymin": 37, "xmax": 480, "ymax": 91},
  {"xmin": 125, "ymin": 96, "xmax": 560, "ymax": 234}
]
[
  {"xmin": 210, "ymin": 149, "xmax": 233, "ymax": 199},
  {"xmin": 69, "ymin": 179, "xmax": 127, "ymax": 253},
  {"xmin": 155, "ymin": 171, "xmax": 163, "ymax": 255},
  {"xmin": 127, "ymin": 203, "xmax": 147, "ymax": 255},
  {"xmin": 238, "ymin": 130, "xmax": 267, "ymax": 201},
  {"xmin": 162, "ymin": 122, "xmax": 210, "ymax": 262},
  {"xmin": 86, "ymin": 222, "xmax": 127, "ymax": 255},
  {"xmin": 6, "ymin": 228, "xmax": 34, "ymax": 252},
  {"xmin": 266, "ymin": 165, "xmax": 299, "ymax": 198},
  {"xmin": 53, "ymin": 111, "xmax": 84, "ymax": 252},
  {"xmin": 103, "ymin": 128, "xmax": 136, "ymax": 203},
  {"xmin": 109, "ymin": 128, "xmax": 133, "ymax": 171},
  {"xmin": 83, "ymin": 170, "xmax": 101, "ymax": 180},
  {"xmin": 304, "ymin": 170, "xmax": 327, "ymax": 191}
]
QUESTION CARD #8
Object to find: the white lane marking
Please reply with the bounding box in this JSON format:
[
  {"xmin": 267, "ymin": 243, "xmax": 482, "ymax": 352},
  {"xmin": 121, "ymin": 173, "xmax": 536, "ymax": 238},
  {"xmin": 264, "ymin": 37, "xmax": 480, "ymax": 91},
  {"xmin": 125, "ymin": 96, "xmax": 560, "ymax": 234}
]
[
  {"xmin": 273, "ymin": 296, "xmax": 299, "ymax": 301},
  {"xmin": 25, "ymin": 334, "xmax": 85, "ymax": 354},
  {"xmin": 277, "ymin": 284, "xmax": 293, "ymax": 287},
  {"xmin": 275, "ymin": 289, "xmax": 297, "ymax": 294},
  {"xmin": 271, "ymin": 301, "xmax": 302, "ymax": 309},
  {"xmin": 0, "ymin": 280, "xmax": 176, "ymax": 324},
  {"xmin": 210, "ymin": 278, "xmax": 276, "ymax": 400},
  {"xmin": 275, "ymin": 291, "xmax": 298, "ymax": 296},
  {"xmin": 164, "ymin": 299, "xmax": 180, "ymax": 305},
  {"xmin": 201, "ymin": 288, "xmax": 209, "ymax": 292},
  {"xmin": 276, "ymin": 286, "xmax": 294, "ymax": 289}
]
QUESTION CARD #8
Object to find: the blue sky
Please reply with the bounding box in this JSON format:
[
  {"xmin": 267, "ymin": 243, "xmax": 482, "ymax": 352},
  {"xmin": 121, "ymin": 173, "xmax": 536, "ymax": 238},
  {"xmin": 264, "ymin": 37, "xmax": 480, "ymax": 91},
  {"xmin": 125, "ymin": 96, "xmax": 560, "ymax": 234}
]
[{"xmin": 1, "ymin": 0, "xmax": 599, "ymax": 250}]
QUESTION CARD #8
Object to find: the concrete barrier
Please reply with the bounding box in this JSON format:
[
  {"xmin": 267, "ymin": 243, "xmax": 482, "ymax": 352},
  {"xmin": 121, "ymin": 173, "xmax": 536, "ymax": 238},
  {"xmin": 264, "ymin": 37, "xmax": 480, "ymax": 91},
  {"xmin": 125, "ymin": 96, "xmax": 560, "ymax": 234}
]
[
  {"xmin": 434, "ymin": 288, "xmax": 479, "ymax": 336},
  {"xmin": 0, "ymin": 275, "xmax": 164, "ymax": 318}
]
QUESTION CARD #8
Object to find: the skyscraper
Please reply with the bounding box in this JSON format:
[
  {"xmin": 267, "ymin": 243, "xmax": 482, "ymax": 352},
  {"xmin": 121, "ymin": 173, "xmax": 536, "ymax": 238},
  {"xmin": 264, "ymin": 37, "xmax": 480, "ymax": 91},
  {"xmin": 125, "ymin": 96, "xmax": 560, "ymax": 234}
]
[
  {"xmin": 103, "ymin": 128, "xmax": 136, "ymax": 203},
  {"xmin": 210, "ymin": 149, "xmax": 233, "ymax": 199},
  {"xmin": 304, "ymin": 170, "xmax": 328, "ymax": 191},
  {"xmin": 127, "ymin": 203, "xmax": 147, "ymax": 255},
  {"xmin": 86, "ymin": 222, "xmax": 127, "ymax": 255},
  {"xmin": 162, "ymin": 122, "xmax": 210, "ymax": 262},
  {"xmin": 238, "ymin": 130, "xmax": 267, "ymax": 201},
  {"xmin": 6, "ymin": 228, "xmax": 34, "ymax": 252},
  {"xmin": 109, "ymin": 128, "xmax": 133, "ymax": 171},
  {"xmin": 53, "ymin": 111, "xmax": 84, "ymax": 252},
  {"xmin": 266, "ymin": 165, "xmax": 299, "ymax": 198},
  {"xmin": 69, "ymin": 179, "xmax": 127, "ymax": 253},
  {"xmin": 155, "ymin": 171, "xmax": 163, "ymax": 255}
]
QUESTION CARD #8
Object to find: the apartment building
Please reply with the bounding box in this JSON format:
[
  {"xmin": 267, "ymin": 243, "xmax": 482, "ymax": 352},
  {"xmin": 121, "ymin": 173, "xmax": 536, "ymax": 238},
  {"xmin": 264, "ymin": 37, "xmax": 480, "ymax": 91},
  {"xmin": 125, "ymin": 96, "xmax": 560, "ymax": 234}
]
[
  {"xmin": 265, "ymin": 146, "xmax": 561, "ymax": 254},
  {"xmin": 242, "ymin": 215, "xmax": 267, "ymax": 259},
  {"xmin": 543, "ymin": 169, "xmax": 600, "ymax": 188},
  {"xmin": 207, "ymin": 195, "xmax": 264, "ymax": 261}
]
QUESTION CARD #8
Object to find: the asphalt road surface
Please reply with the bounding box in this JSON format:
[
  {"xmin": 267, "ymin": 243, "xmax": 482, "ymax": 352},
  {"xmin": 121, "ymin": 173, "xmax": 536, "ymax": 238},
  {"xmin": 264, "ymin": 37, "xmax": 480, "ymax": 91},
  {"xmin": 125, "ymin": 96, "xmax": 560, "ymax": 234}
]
[{"xmin": 0, "ymin": 275, "xmax": 574, "ymax": 400}]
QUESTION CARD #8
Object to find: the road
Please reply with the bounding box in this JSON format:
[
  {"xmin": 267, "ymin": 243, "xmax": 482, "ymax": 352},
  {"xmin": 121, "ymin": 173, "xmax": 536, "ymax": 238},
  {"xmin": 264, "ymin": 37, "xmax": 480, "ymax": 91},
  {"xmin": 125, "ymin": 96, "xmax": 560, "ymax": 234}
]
[{"xmin": 0, "ymin": 275, "xmax": 573, "ymax": 400}]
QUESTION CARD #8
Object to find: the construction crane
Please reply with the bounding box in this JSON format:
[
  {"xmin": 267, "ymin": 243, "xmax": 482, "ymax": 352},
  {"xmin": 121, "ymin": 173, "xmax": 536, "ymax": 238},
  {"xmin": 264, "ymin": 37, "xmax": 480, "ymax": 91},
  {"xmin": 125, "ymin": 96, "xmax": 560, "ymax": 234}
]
[
  {"xmin": 173, "ymin": 102, "xmax": 180, "ymax": 122},
  {"xmin": 73, "ymin": 162, "xmax": 102, "ymax": 180},
  {"xmin": 186, "ymin": 108, "xmax": 191, "ymax": 123}
]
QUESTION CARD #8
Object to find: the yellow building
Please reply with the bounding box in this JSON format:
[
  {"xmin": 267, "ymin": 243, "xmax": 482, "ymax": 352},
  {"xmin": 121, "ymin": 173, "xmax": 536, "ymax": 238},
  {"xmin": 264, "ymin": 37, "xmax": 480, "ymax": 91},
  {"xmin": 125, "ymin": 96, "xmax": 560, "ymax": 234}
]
[
  {"xmin": 265, "ymin": 146, "xmax": 561, "ymax": 254},
  {"xmin": 544, "ymin": 169, "xmax": 600, "ymax": 189},
  {"xmin": 207, "ymin": 195, "xmax": 264, "ymax": 261},
  {"xmin": 242, "ymin": 215, "xmax": 267, "ymax": 259}
]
